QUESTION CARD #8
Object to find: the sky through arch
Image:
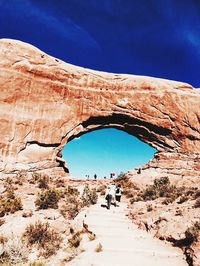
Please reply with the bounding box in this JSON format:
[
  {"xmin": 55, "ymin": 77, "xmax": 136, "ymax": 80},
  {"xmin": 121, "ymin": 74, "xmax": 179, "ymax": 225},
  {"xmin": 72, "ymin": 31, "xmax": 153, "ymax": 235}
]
[{"xmin": 62, "ymin": 128, "xmax": 156, "ymax": 179}]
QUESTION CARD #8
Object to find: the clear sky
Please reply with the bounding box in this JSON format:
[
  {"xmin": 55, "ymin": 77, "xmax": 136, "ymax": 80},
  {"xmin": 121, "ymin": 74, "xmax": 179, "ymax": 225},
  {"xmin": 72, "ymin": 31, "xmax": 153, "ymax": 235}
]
[
  {"xmin": 0, "ymin": 1, "xmax": 199, "ymax": 177},
  {"xmin": 1, "ymin": 1, "xmax": 200, "ymax": 87},
  {"xmin": 63, "ymin": 129, "xmax": 156, "ymax": 179}
]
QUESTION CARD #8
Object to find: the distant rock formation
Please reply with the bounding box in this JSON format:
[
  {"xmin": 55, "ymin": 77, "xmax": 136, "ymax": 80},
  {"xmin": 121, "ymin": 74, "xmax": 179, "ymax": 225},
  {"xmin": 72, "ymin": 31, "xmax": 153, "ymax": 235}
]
[{"xmin": 0, "ymin": 39, "xmax": 200, "ymax": 177}]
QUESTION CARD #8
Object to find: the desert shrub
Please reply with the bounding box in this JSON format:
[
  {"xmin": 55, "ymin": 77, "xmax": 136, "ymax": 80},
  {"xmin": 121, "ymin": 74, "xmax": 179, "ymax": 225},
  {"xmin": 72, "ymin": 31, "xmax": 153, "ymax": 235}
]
[
  {"xmin": 162, "ymin": 197, "xmax": 174, "ymax": 205},
  {"xmin": 175, "ymin": 209, "xmax": 183, "ymax": 216},
  {"xmin": 60, "ymin": 188, "xmax": 82, "ymax": 219},
  {"xmin": 88, "ymin": 233, "xmax": 96, "ymax": 241},
  {"xmin": 66, "ymin": 186, "xmax": 80, "ymax": 196},
  {"xmin": 0, "ymin": 235, "xmax": 7, "ymax": 244},
  {"xmin": 22, "ymin": 211, "xmax": 33, "ymax": 218},
  {"xmin": 29, "ymin": 261, "xmax": 45, "ymax": 266},
  {"xmin": 35, "ymin": 188, "xmax": 60, "ymax": 209},
  {"xmin": 23, "ymin": 221, "xmax": 62, "ymax": 258},
  {"xmin": 95, "ymin": 243, "xmax": 103, "ymax": 252},
  {"xmin": 96, "ymin": 185, "xmax": 106, "ymax": 194},
  {"xmin": 115, "ymin": 172, "xmax": 126, "ymax": 181},
  {"xmin": 30, "ymin": 172, "xmax": 41, "ymax": 184},
  {"xmin": 143, "ymin": 186, "xmax": 156, "ymax": 200},
  {"xmin": 60, "ymin": 195, "xmax": 81, "ymax": 219},
  {"xmin": 194, "ymin": 190, "xmax": 200, "ymax": 199},
  {"xmin": 142, "ymin": 176, "xmax": 178, "ymax": 202},
  {"xmin": 117, "ymin": 177, "xmax": 139, "ymax": 191},
  {"xmin": 178, "ymin": 195, "xmax": 189, "ymax": 204},
  {"xmin": 0, "ymin": 189, "xmax": 23, "ymax": 217},
  {"xmin": 185, "ymin": 223, "xmax": 200, "ymax": 245},
  {"xmin": 146, "ymin": 204, "xmax": 153, "ymax": 212},
  {"xmin": 154, "ymin": 176, "xmax": 170, "ymax": 189},
  {"xmin": 0, "ymin": 219, "xmax": 5, "ymax": 227},
  {"xmin": 68, "ymin": 231, "xmax": 82, "ymax": 248},
  {"xmin": 81, "ymin": 185, "xmax": 98, "ymax": 207},
  {"xmin": 30, "ymin": 173, "xmax": 50, "ymax": 188},
  {"xmin": 0, "ymin": 236, "xmax": 28, "ymax": 265},
  {"xmin": 124, "ymin": 190, "xmax": 135, "ymax": 198},
  {"xmin": 3, "ymin": 177, "xmax": 14, "ymax": 192},
  {"xmin": 194, "ymin": 198, "xmax": 200, "ymax": 208},
  {"xmin": 54, "ymin": 178, "xmax": 65, "ymax": 188},
  {"xmin": 38, "ymin": 174, "xmax": 50, "ymax": 189},
  {"xmin": 15, "ymin": 170, "xmax": 28, "ymax": 185}
]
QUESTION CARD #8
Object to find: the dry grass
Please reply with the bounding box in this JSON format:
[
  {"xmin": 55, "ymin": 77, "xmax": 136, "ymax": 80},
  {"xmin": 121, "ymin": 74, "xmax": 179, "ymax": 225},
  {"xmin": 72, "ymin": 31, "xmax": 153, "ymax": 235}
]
[
  {"xmin": 68, "ymin": 231, "xmax": 82, "ymax": 248},
  {"xmin": 53, "ymin": 178, "xmax": 66, "ymax": 188},
  {"xmin": 35, "ymin": 188, "xmax": 60, "ymax": 209},
  {"xmin": 38, "ymin": 175, "xmax": 50, "ymax": 189},
  {"xmin": 0, "ymin": 234, "xmax": 7, "ymax": 244},
  {"xmin": 0, "ymin": 189, "xmax": 23, "ymax": 217},
  {"xmin": 0, "ymin": 219, "xmax": 5, "ymax": 227},
  {"xmin": 194, "ymin": 198, "xmax": 200, "ymax": 208},
  {"xmin": 22, "ymin": 211, "xmax": 33, "ymax": 218},
  {"xmin": 30, "ymin": 173, "xmax": 50, "ymax": 189},
  {"xmin": 15, "ymin": 170, "xmax": 28, "ymax": 185},
  {"xmin": 88, "ymin": 233, "xmax": 96, "ymax": 241},
  {"xmin": 95, "ymin": 243, "xmax": 103, "ymax": 252},
  {"xmin": 81, "ymin": 185, "xmax": 98, "ymax": 207},
  {"xmin": 96, "ymin": 185, "xmax": 106, "ymax": 195},
  {"xmin": 60, "ymin": 186, "xmax": 84, "ymax": 219},
  {"xmin": 128, "ymin": 177, "xmax": 199, "ymax": 205},
  {"xmin": 0, "ymin": 236, "xmax": 28, "ymax": 265},
  {"xmin": 23, "ymin": 221, "xmax": 62, "ymax": 258},
  {"xmin": 29, "ymin": 261, "xmax": 45, "ymax": 266},
  {"xmin": 60, "ymin": 199, "xmax": 81, "ymax": 220}
]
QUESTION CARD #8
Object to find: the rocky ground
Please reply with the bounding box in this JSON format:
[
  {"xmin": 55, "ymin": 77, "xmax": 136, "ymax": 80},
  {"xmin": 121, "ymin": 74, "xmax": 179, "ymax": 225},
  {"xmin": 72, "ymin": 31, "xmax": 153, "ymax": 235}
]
[
  {"xmin": 67, "ymin": 197, "xmax": 186, "ymax": 266},
  {"xmin": 0, "ymin": 171, "xmax": 199, "ymax": 265},
  {"xmin": 0, "ymin": 172, "xmax": 103, "ymax": 265},
  {"xmin": 119, "ymin": 170, "xmax": 200, "ymax": 266}
]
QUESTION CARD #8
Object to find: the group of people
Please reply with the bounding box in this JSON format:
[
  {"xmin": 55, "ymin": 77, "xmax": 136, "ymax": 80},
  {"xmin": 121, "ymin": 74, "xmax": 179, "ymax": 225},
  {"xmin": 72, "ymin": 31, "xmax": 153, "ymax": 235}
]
[{"xmin": 105, "ymin": 184, "xmax": 123, "ymax": 209}]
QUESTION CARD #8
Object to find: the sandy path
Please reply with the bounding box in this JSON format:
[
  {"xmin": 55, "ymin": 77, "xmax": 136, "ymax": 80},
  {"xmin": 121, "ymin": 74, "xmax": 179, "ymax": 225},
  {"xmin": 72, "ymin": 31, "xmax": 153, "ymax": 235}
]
[{"xmin": 69, "ymin": 197, "xmax": 187, "ymax": 266}]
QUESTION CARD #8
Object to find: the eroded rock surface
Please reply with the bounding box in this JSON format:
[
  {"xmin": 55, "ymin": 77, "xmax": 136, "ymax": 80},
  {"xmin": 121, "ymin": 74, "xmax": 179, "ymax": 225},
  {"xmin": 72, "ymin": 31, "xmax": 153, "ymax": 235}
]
[{"xmin": 0, "ymin": 39, "xmax": 200, "ymax": 176}]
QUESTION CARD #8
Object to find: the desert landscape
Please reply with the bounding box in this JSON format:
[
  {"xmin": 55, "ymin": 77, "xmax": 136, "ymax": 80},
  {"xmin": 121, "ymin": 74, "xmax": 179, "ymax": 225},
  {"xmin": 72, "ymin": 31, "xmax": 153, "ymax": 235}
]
[
  {"xmin": 0, "ymin": 39, "xmax": 199, "ymax": 265},
  {"xmin": 0, "ymin": 170, "xmax": 199, "ymax": 265}
]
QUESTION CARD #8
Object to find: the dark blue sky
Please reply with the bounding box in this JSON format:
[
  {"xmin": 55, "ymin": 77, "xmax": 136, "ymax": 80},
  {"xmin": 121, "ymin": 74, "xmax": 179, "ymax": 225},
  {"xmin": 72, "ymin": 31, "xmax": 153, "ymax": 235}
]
[
  {"xmin": 1, "ymin": 0, "xmax": 200, "ymax": 87},
  {"xmin": 1, "ymin": 1, "xmax": 199, "ymax": 177}
]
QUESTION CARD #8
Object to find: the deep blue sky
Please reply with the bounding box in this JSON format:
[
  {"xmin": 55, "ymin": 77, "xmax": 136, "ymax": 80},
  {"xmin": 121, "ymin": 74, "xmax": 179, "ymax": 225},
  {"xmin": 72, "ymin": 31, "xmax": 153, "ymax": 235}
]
[
  {"xmin": 1, "ymin": 0, "xmax": 200, "ymax": 87},
  {"xmin": 1, "ymin": 0, "xmax": 199, "ymax": 177}
]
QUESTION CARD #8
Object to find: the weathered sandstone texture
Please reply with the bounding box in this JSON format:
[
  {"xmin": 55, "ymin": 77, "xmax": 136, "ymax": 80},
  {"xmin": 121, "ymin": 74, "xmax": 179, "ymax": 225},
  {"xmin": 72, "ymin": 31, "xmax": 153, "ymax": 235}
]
[{"xmin": 0, "ymin": 39, "xmax": 200, "ymax": 176}]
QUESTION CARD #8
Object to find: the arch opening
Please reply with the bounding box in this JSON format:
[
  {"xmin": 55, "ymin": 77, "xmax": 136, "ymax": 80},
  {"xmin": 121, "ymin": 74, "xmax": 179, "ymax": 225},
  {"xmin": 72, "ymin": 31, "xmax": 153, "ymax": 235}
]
[{"xmin": 62, "ymin": 128, "xmax": 157, "ymax": 179}]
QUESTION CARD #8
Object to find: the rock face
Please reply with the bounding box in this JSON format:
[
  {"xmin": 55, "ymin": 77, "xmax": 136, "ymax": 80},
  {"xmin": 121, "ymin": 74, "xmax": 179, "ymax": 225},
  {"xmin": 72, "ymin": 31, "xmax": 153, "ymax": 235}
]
[{"xmin": 0, "ymin": 39, "xmax": 200, "ymax": 176}]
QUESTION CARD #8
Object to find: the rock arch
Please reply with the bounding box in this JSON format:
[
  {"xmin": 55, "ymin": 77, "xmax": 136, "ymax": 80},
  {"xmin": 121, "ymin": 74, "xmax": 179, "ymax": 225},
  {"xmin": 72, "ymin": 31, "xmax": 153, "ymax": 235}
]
[{"xmin": 0, "ymin": 39, "xmax": 200, "ymax": 177}]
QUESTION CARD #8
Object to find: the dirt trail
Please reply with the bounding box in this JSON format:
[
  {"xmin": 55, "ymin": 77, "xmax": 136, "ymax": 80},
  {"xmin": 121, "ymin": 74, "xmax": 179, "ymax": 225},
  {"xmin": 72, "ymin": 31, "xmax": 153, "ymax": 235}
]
[{"xmin": 69, "ymin": 197, "xmax": 187, "ymax": 266}]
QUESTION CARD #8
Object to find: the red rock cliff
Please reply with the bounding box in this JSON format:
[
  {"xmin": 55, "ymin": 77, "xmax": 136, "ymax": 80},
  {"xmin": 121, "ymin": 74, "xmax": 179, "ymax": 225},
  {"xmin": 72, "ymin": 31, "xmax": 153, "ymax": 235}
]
[{"xmin": 0, "ymin": 39, "xmax": 200, "ymax": 176}]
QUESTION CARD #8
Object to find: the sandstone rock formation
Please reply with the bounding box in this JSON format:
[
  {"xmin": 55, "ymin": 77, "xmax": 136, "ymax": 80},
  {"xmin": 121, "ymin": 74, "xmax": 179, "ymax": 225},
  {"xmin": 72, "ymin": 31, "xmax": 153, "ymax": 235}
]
[{"xmin": 0, "ymin": 39, "xmax": 200, "ymax": 176}]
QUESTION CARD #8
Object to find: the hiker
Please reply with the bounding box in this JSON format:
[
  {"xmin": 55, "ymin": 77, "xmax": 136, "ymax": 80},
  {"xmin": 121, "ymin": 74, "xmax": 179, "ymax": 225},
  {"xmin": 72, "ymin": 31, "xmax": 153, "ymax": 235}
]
[
  {"xmin": 115, "ymin": 184, "xmax": 123, "ymax": 205},
  {"xmin": 137, "ymin": 168, "xmax": 141, "ymax": 174},
  {"xmin": 94, "ymin": 174, "xmax": 97, "ymax": 180},
  {"xmin": 105, "ymin": 184, "xmax": 116, "ymax": 209}
]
